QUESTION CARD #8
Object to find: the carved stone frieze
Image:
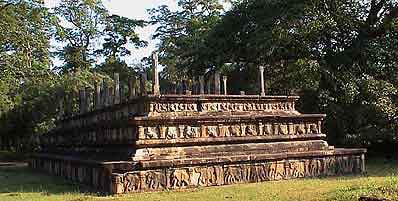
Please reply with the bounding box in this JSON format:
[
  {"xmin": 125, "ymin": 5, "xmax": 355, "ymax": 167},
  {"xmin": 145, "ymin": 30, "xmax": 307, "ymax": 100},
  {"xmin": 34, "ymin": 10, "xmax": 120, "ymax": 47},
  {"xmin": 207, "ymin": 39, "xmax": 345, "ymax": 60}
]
[
  {"xmin": 118, "ymin": 155, "xmax": 364, "ymax": 193},
  {"xmin": 138, "ymin": 121, "xmax": 322, "ymax": 140},
  {"xmin": 147, "ymin": 101, "xmax": 296, "ymax": 114},
  {"xmin": 150, "ymin": 103, "xmax": 197, "ymax": 113},
  {"xmin": 200, "ymin": 102, "xmax": 295, "ymax": 113}
]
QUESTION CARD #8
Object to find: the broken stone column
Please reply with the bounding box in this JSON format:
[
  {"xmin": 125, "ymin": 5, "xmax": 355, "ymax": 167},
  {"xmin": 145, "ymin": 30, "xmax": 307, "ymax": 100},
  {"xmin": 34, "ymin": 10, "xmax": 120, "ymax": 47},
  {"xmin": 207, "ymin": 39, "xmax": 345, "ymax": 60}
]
[
  {"xmin": 169, "ymin": 81, "xmax": 176, "ymax": 94},
  {"xmin": 207, "ymin": 76, "xmax": 212, "ymax": 94},
  {"xmin": 85, "ymin": 87, "xmax": 92, "ymax": 112},
  {"xmin": 94, "ymin": 80, "xmax": 102, "ymax": 110},
  {"xmin": 128, "ymin": 76, "xmax": 136, "ymax": 100},
  {"xmin": 102, "ymin": 81, "xmax": 109, "ymax": 107},
  {"xmin": 79, "ymin": 89, "xmax": 86, "ymax": 114},
  {"xmin": 192, "ymin": 77, "xmax": 198, "ymax": 94},
  {"xmin": 140, "ymin": 72, "xmax": 147, "ymax": 96},
  {"xmin": 214, "ymin": 72, "xmax": 221, "ymax": 95},
  {"xmin": 152, "ymin": 52, "xmax": 160, "ymax": 95},
  {"xmin": 65, "ymin": 92, "xmax": 73, "ymax": 117},
  {"xmin": 58, "ymin": 93, "xmax": 65, "ymax": 119},
  {"xmin": 223, "ymin": 76, "xmax": 228, "ymax": 95},
  {"xmin": 108, "ymin": 86, "xmax": 114, "ymax": 106},
  {"xmin": 259, "ymin": 66, "xmax": 266, "ymax": 96},
  {"xmin": 199, "ymin": 76, "xmax": 205, "ymax": 95},
  {"xmin": 114, "ymin": 73, "xmax": 120, "ymax": 105}
]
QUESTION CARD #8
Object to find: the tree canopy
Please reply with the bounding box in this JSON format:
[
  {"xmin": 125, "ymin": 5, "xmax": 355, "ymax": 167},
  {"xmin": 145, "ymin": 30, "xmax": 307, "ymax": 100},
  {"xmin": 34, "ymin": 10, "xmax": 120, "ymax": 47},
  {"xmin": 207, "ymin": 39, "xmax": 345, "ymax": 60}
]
[{"xmin": 1, "ymin": 0, "xmax": 398, "ymax": 152}]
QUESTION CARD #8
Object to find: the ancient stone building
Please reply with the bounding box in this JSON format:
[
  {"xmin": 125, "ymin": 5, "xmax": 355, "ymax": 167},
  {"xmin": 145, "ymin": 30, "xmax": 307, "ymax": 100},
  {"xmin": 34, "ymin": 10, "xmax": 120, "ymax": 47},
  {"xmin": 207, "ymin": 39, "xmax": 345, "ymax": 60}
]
[{"xmin": 31, "ymin": 54, "xmax": 366, "ymax": 194}]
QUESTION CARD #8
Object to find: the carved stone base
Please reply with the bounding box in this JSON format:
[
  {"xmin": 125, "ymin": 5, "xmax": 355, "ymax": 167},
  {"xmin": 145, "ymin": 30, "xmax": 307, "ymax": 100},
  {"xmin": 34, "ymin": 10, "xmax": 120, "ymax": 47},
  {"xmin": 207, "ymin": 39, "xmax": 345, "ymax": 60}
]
[{"xmin": 31, "ymin": 149, "xmax": 365, "ymax": 194}]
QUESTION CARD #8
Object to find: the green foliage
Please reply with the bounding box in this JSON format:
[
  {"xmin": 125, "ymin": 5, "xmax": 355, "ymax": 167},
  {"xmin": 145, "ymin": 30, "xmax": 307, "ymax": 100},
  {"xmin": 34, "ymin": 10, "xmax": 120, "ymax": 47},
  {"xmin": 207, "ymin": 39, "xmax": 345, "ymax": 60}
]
[
  {"xmin": 0, "ymin": 0, "xmax": 52, "ymax": 113},
  {"xmin": 54, "ymin": 0, "xmax": 108, "ymax": 72},
  {"xmin": 98, "ymin": 15, "xmax": 147, "ymax": 60},
  {"xmin": 196, "ymin": 0, "xmax": 398, "ymax": 147},
  {"xmin": 0, "ymin": 0, "xmax": 146, "ymax": 151},
  {"xmin": 149, "ymin": 0, "xmax": 226, "ymax": 80}
]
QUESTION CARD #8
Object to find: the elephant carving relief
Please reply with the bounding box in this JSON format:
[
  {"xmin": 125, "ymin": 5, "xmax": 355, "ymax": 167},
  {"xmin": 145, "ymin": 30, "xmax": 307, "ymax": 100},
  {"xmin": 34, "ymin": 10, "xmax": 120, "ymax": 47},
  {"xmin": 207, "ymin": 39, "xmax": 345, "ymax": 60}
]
[
  {"xmin": 288, "ymin": 161, "xmax": 305, "ymax": 178},
  {"xmin": 145, "ymin": 171, "xmax": 167, "ymax": 190},
  {"xmin": 170, "ymin": 169, "xmax": 190, "ymax": 188},
  {"xmin": 224, "ymin": 166, "xmax": 242, "ymax": 184},
  {"xmin": 124, "ymin": 174, "xmax": 141, "ymax": 192}
]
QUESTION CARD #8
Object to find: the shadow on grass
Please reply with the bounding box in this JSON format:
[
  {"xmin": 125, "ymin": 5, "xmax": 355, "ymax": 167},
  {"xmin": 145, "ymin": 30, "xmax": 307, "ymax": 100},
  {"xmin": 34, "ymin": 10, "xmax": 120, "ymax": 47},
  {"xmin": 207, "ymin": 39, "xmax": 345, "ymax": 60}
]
[{"xmin": 0, "ymin": 166, "xmax": 88, "ymax": 195}]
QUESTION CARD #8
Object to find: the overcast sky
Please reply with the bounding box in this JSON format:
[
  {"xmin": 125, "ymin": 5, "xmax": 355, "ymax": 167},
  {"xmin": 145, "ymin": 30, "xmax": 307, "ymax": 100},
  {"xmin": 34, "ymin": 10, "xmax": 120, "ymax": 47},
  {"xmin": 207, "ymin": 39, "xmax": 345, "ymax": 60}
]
[{"xmin": 44, "ymin": 0, "xmax": 179, "ymax": 65}]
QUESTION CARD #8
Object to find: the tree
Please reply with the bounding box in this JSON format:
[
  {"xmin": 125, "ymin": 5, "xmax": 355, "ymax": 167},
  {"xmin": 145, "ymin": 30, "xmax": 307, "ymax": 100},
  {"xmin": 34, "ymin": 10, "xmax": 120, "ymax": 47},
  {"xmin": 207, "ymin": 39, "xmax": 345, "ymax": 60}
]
[
  {"xmin": 54, "ymin": 0, "xmax": 108, "ymax": 72},
  {"xmin": 0, "ymin": 0, "xmax": 52, "ymax": 114},
  {"xmin": 98, "ymin": 15, "xmax": 147, "ymax": 61},
  {"xmin": 203, "ymin": 0, "xmax": 398, "ymax": 147},
  {"xmin": 149, "ymin": 0, "xmax": 226, "ymax": 80},
  {"xmin": 0, "ymin": 0, "xmax": 55, "ymax": 150}
]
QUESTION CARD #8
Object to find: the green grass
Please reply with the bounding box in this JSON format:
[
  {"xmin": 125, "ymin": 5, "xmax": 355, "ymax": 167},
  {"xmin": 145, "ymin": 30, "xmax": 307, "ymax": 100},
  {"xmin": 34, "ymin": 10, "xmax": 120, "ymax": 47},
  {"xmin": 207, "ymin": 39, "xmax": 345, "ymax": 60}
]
[{"xmin": 1, "ymin": 158, "xmax": 398, "ymax": 201}]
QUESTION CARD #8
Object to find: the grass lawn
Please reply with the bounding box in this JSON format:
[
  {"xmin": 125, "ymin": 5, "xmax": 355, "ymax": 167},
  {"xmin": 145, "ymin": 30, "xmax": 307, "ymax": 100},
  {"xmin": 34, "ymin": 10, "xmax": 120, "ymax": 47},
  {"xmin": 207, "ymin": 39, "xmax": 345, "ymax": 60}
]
[{"xmin": 1, "ymin": 158, "xmax": 398, "ymax": 201}]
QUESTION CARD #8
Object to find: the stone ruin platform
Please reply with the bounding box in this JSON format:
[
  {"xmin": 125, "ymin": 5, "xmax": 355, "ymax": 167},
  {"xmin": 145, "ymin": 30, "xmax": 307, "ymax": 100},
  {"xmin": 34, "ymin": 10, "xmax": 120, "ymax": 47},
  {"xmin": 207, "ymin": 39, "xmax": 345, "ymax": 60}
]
[{"xmin": 31, "ymin": 94, "xmax": 366, "ymax": 194}]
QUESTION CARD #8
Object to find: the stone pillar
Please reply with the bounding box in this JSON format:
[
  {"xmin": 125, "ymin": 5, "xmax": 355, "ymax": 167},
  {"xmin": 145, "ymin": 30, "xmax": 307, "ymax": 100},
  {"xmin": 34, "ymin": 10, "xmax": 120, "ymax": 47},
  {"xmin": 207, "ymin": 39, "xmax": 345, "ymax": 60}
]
[
  {"xmin": 114, "ymin": 73, "xmax": 120, "ymax": 105},
  {"xmin": 182, "ymin": 80, "xmax": 187, "ymax": 93},
  {"xmin": 192, "ymin": 77, "xmax": 198, "ymax": 94},
  {"xmin": 199, "ymin": 75, "xmax": 205, "ymax": 95},
  {"xmin": 152, "ymin": 52, "xmax": 160, "ymax": 95},
  {"xmin": 58, "ymin": 94, "xmax": 65, "ymax": 119},
  {"xmin": 207, "ymin": 76, "xmax": 211, "ymax": 94},
  {"xmin": 223, "ymin": 76, "xmax": 228, "ymax": 95},
  {"xmin": 85, "ymin": 87, "xmax": 92, "ymax": 112},
  {"xmin": 108, "ymin": 86, "xmax": 114, "ymax": 106},
  {"xmin": 128, "ymin": 76, "xmax": 136, "ymax": 100},
  {"xmin": 94, "ymin": 81, "xmax": 102, "ymax": 109},
  {"xmin": 65, "ymin": 92, "xmax": 73, "ymax": 117},
  {"xmin": 170, "ymin": 81, "xmax": 177, "ymax": 94},
  {"xmin": 102, "ymin": 81, "xmax": 109, "ymax": 107},
  {"xmin": 185, "ymin": 79, "xmax": 191, "ymax": 95},
  {"xmin": 214, "ymin": 72, "xmax": 221, "ymax": 95},
  {"xmin": 140, "ymin": 72, "xmax": 147, "ymax": 96},
  {"xmin": 259, "ymin": 66, "xmax": 266, "ymax": 96},
  {"xmin": 79, "ymin": 89, "xmax": 86, "ymax": 114}
]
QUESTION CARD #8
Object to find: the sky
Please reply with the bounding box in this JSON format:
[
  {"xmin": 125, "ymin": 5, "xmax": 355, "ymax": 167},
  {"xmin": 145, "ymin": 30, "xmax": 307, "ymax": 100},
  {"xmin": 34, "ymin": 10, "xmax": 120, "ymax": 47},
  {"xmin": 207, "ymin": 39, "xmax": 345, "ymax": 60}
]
[{"xmin": 44, "ymin": 0, "xmax": 180, "ymax": 65}]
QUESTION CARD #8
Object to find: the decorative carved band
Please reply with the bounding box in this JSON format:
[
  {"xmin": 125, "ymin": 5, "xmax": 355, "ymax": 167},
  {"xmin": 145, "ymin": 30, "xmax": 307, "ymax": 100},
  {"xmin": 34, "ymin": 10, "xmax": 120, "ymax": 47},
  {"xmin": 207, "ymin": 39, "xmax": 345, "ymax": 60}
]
[
  {"xmin": 115, "ymin": 155, "xmax": 364, "ymax": 193},
  {"xmin": 149, "ymin": 101, "xmax": 296, "ymax": 113},
  {"xmin": 139, "ymin": 121, "xmax": 322, "ymax": 140}
]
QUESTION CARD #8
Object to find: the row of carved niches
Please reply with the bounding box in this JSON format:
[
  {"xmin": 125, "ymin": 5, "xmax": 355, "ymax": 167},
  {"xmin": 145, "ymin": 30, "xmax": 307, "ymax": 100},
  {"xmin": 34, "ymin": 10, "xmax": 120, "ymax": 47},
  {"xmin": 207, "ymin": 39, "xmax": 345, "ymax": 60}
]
[
  {"xmin": 112, "ymin": 155, "xmax": 365, "ymax": 193},
  {"xmin": 147, "ymin": 96, "xmax": 299, "ymax": 116},
  {"xmin": 55, "ymin": 95, "xmax": 299, "ymax": 131},
  {"xmin": 40, "ymin": 118, "xmax": 323, "ymax": 146},
  {"xmin": 139, "ymin": 120, "xmax": 323, "ymax": 141}
]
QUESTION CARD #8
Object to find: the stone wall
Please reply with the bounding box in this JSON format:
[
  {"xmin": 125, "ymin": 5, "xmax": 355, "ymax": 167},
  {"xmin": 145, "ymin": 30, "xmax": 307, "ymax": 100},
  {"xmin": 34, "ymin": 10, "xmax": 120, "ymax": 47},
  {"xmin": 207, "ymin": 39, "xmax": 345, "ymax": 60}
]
[{"xmin": 112, "ymin": 154, "xmax": 365, "ymax": 194}]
